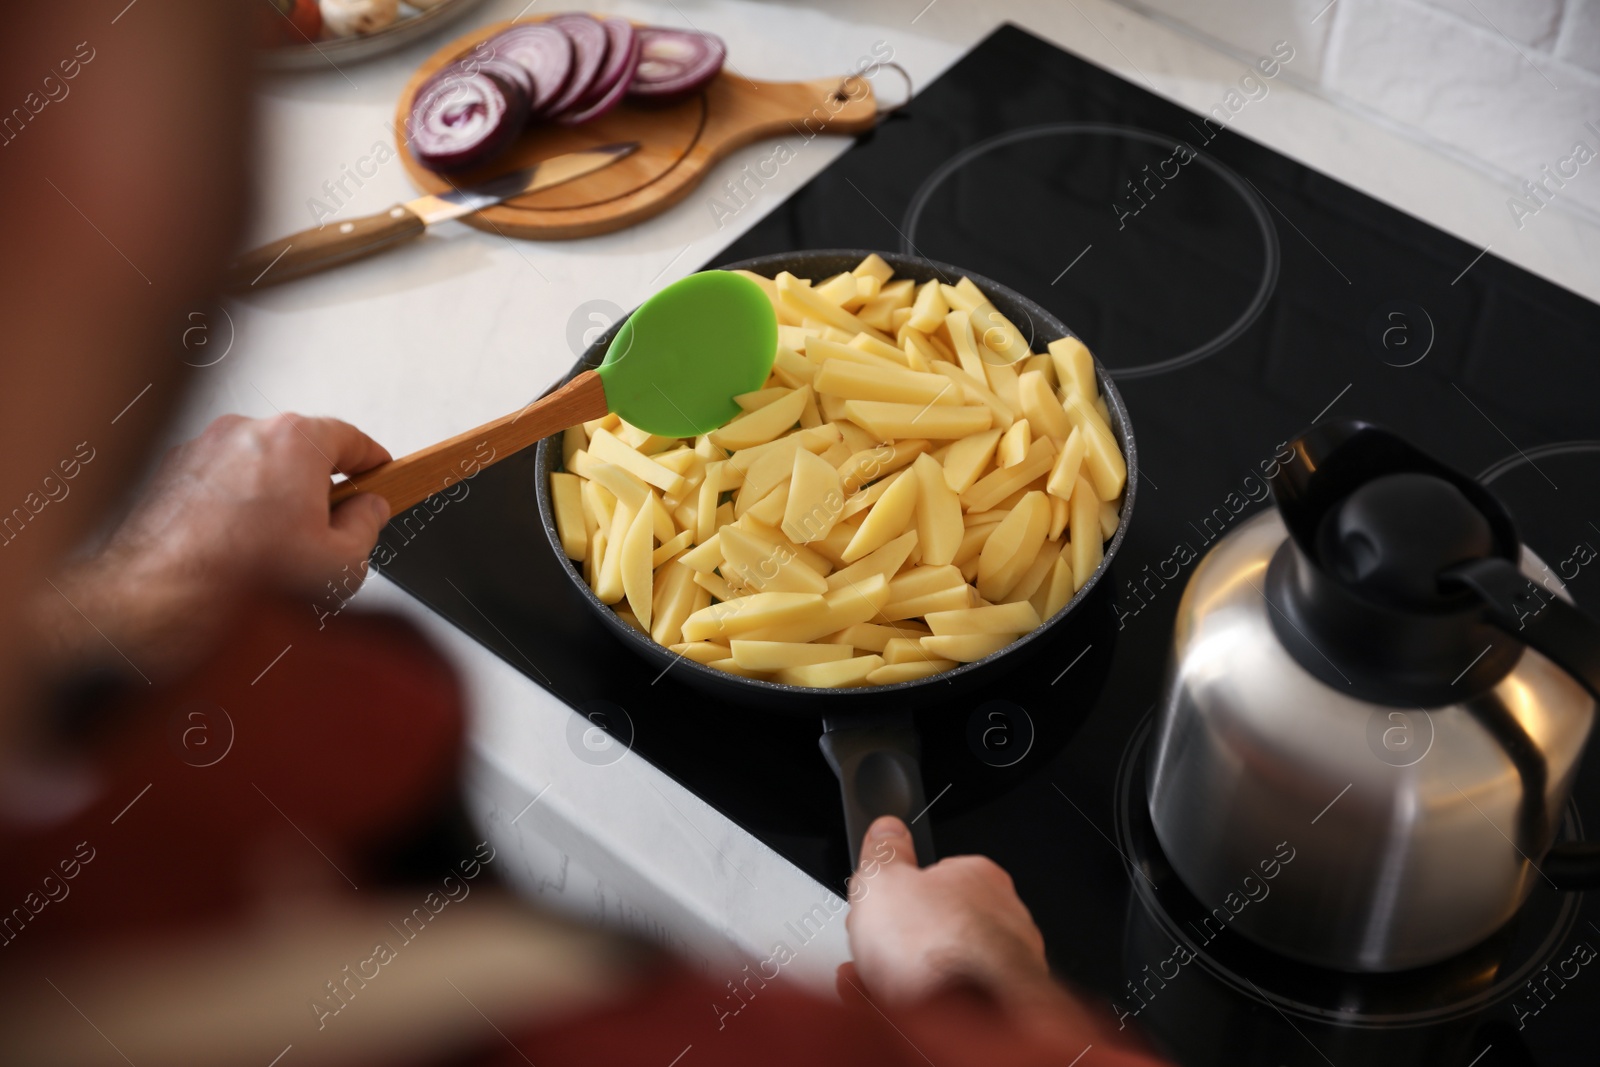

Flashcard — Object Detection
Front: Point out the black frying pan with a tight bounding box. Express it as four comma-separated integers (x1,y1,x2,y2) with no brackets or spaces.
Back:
534,249,1139,867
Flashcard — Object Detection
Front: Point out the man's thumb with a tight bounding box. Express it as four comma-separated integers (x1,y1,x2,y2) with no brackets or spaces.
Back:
330,491,391,548
858,814,915,872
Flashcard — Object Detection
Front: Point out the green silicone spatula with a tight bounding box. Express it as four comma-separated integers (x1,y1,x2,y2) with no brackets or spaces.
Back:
329,270,777,513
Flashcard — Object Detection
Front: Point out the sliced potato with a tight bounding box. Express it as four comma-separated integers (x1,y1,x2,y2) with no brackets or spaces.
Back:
961,437,1056,513
589,427,688,497
815,359,961,407
1061,391,1127,501
775,655,885,689
907,279,950,333
668,640,731,665
621,501,656,628
731,640,854,671
921,632,1015,662
682,591,826,642
941,428,1002,494
1019,370,1072,443
1070,474,1103,591
1048,335,1098,403
843,400,991,441
719,525,828,594
842,464,920,563
911,453,964,566
977,491,1050,602
997,418,1032,468
925,600,1042,636
1047,426,1087,501
551,471,587,561
709,386,811,451
782,447,845,543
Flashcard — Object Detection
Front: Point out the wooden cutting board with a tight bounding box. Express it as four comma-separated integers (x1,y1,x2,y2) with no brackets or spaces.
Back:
395,15,880,239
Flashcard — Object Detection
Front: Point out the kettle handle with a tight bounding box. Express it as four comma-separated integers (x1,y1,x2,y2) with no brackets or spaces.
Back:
1445,557,1600,890
1444,558,1600,700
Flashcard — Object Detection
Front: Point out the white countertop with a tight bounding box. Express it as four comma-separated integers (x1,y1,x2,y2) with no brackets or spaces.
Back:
181,0,1600,992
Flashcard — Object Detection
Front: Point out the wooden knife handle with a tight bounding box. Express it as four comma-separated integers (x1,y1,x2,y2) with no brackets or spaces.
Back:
330,370,610,515
224,205,427,290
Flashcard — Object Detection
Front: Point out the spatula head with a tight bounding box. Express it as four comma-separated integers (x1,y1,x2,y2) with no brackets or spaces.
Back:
595,270,778,437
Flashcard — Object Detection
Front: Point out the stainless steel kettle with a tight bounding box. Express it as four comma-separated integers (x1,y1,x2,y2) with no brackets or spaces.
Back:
1147,421,1600,972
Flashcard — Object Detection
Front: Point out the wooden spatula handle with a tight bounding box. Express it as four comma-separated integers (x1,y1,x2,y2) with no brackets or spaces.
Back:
330,370,608,514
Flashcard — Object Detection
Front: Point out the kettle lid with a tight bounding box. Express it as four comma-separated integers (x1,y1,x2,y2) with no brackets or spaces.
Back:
1265,421,1525,704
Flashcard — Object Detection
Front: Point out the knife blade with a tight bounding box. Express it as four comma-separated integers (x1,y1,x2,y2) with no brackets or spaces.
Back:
224,141,640,290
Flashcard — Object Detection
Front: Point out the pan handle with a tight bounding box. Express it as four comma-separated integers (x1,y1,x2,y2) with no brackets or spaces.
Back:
819,713,936,869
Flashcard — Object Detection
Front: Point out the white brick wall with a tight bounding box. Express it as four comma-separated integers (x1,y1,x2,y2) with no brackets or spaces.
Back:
1112,0,1600,224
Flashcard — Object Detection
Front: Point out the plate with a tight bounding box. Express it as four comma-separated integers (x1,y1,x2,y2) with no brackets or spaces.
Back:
258,0,492,71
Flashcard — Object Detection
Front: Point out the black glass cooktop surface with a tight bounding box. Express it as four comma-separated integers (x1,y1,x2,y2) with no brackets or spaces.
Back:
378,23,1600,1066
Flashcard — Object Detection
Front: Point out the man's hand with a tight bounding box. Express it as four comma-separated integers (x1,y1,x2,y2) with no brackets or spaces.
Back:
842,815,1051,1010
44,414,392,676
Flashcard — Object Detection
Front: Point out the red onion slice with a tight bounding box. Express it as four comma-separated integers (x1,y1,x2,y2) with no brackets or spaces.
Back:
425,53,534,103
407,71,528,172
487,23,574,116
626,27,725,99
542,14,610,118
556,19,641,125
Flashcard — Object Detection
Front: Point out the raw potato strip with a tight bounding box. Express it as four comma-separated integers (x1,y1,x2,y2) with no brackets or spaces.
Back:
997,419,1031,468
843,400,991,441
682,592,825,642
912,453,964,566
652,530,693,568
1061,389,1127,501
976,492,1050,602
854,253,895,285
946,310,988,380
621,501,656,628
1047,426,1087,501
562,425,586,468
1019,370,1072,443
925,601,1042,635
783,448,845,543
550,472,587,560
1038,557,1076,620
961,437,1056,513
839,440,928,493
927,362,1015,430
1048,335,1097,402
1069,474,1103,591
815,360,961,407
588,428,688,497
827,620,930,652
970,302,1030,365
775,272,892,341
651,562,699,646
941,429,1002,494
739,574,891,643
842,465,920,563
907,279,949,332
668,641,730,664
720,526,828,594
775,655,885,688
921,632,1014,662
595,499,635,605
709,386,811,451
731,640,853,671
826,529,918,591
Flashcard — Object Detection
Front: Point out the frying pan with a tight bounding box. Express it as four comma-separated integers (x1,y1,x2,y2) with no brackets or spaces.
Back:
534,249,1139,866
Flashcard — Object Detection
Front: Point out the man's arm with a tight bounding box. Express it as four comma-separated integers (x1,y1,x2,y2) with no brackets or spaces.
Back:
39,414,391,679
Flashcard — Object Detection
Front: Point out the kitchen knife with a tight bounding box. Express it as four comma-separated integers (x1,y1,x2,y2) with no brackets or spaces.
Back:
223,141,640,290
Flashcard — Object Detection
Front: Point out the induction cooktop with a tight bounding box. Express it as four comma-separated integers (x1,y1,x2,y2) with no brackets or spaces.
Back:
378,23,1600,1066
